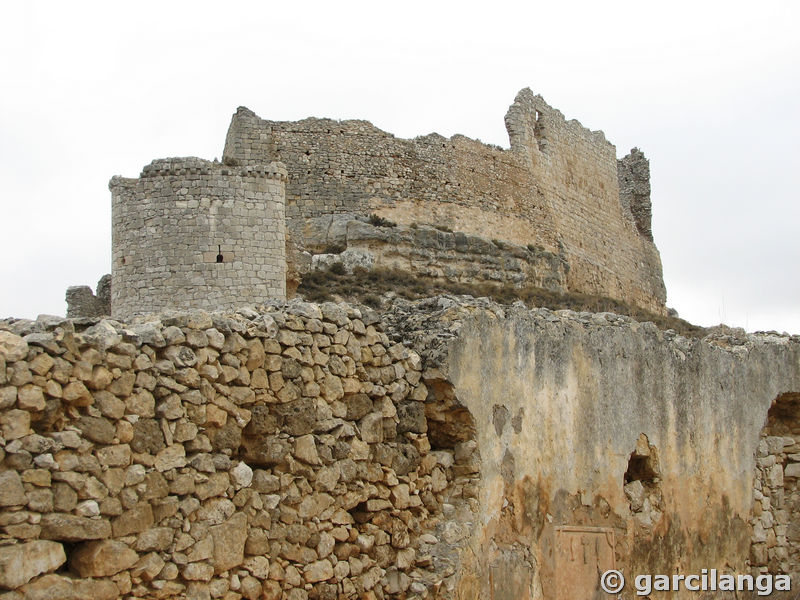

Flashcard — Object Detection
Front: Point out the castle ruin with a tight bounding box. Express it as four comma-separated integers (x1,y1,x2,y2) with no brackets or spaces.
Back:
69,88,665,320
3,90,799,600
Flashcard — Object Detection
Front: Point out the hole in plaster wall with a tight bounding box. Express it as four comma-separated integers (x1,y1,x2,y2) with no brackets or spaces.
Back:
623,433,663,527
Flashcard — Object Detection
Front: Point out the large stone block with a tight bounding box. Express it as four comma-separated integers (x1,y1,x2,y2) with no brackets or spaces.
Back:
0,471,26,507
70,539,138,577
0,540,66,589
210,512,247,573
39,514,111,542
0,331,28,362
111,502,154,537
20,574,119,600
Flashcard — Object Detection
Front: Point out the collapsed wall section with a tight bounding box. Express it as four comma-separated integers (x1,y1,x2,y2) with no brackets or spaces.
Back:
110,158,287,320
223,89,666,313
66,275,111,319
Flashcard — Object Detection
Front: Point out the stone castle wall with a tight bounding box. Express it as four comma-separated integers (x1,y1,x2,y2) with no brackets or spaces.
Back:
3,300,800,598
750,393,800,576
66,275,111,319
223,89,666,313
385,297,800,598
0,304,477,599
110,158,288,321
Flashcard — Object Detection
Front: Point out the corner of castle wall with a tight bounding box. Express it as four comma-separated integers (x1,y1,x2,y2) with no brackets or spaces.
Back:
504,88,561,156
504,88,537,154
223,106,265,165
618,148,653,242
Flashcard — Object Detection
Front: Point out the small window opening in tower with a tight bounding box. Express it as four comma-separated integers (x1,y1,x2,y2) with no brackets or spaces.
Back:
216,245,223,263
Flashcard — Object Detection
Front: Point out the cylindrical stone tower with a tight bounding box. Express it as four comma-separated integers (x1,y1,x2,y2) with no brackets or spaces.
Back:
110,157,287,320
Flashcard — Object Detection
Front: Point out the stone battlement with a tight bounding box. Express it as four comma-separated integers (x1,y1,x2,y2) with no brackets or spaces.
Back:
134,158,289,181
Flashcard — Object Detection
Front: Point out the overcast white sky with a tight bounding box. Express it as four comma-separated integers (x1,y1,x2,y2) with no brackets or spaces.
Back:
1,1,798,332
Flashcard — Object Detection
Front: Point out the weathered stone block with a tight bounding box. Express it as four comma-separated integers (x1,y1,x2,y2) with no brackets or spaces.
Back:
134,527,175,552
111,502,154,537
397,400,427,434
77,416,116,444
39,514,111,542
1,409,30,441
70,539,138,577
210,512,247,573
0,540,66,589
19,573,119,600
304,559,333,583
0,471,26,507
0,332,28,362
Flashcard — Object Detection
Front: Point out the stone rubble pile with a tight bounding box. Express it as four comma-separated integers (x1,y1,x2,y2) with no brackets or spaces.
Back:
0,300,480,600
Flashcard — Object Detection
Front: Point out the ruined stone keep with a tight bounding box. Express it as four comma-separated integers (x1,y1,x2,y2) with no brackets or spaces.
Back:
4,90,799,600
69,88,665,320
224,88,665,315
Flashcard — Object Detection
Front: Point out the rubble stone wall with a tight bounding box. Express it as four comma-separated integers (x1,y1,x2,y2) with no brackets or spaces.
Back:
223,89,666,313
66,275,112,319
0,303,478,599
110,158,288,321
750,393,800,575
6,298,799,599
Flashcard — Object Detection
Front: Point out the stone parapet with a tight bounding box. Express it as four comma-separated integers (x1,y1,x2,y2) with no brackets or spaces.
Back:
138,158,288,182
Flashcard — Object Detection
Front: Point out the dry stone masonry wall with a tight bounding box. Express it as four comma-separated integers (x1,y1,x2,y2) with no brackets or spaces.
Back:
750,393,800,575
110,158,287,321
223,88,666,313
4,297,800,598
0,302,480,599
